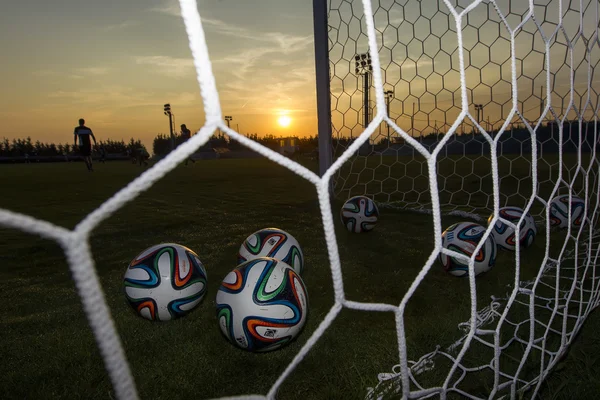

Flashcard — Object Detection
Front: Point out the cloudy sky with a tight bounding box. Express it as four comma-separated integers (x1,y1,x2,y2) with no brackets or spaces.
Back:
0,0,594,153
0,0,317,151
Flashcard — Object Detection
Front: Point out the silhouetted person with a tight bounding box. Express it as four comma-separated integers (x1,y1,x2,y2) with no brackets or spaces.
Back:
181,124,195,166
99,145,106,163
137,146,149,166
73,118,97,171
126,149,135,164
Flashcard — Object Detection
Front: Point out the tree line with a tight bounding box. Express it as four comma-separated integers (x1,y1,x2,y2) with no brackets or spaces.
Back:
0,137,147,157
4,119,595,159
1,132,320,158
152,132,322,156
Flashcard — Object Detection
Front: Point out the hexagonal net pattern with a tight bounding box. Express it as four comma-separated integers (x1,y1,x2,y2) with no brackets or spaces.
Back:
327,0,600,398
330,0,600,223
0,1,599,400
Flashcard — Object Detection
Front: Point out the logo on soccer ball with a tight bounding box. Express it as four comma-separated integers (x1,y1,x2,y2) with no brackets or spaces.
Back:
264,329,276,338
467,228,479,236
236,336,248,347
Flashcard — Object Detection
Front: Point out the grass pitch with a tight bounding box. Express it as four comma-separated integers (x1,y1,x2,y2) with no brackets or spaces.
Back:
1,157,599,399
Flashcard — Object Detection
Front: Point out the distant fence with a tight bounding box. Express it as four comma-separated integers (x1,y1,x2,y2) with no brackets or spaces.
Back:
372,135,599,157
361,123,600,157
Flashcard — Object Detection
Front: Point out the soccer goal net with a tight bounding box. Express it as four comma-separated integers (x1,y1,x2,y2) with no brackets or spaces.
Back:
0,0,599,399
328,0,598,224
322,0,600,398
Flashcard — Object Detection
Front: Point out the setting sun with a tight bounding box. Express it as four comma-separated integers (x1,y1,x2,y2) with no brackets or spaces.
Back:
277,115,292,128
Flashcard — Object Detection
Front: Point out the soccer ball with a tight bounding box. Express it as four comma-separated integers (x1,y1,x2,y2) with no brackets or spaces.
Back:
439,222,497,277
123,243,208,321
487,206,537,251
216,257,308,352
340,195,379,233
238,228,304,275
549,194,586,228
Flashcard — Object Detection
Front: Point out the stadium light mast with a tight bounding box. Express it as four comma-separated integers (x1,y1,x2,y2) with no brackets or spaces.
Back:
225,116,233,130
355,53,372,129
384,89,394,143
474,104,483,127
355,52,372,154
164,103,175,151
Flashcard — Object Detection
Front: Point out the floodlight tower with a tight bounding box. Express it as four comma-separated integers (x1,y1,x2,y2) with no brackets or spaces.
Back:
225,115,233,130
164,103,175,151
474,104,484,127
384,89,394,143
355,53,373,129
355,53,372,154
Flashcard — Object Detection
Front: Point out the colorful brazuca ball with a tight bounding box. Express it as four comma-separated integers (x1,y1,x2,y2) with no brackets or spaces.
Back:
440,222,496,277
123,243,207,321
340,195,379,233
549,194,585,228
216,257,308,352
487,206,537,251
238,228,304,275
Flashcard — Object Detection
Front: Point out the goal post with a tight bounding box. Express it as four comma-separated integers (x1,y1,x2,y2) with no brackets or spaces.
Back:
312,0,334,179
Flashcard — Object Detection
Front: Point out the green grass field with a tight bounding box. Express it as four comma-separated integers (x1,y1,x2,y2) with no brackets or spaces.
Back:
1,156,600,400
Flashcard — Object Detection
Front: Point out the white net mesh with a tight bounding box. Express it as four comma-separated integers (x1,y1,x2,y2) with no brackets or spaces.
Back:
0,0,599,399
330,0,599,223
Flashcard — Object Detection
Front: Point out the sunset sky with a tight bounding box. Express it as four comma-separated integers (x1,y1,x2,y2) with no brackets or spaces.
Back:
0,0,595,154
0,0,318,152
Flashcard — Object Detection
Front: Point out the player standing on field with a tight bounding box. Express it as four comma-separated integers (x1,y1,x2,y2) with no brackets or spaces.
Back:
99,145,107,163
73,118,97,171
180,123,195,166
137,146,149,167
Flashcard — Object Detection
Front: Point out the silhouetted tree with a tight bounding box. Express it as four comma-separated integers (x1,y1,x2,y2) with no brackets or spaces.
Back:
0,136,145,158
